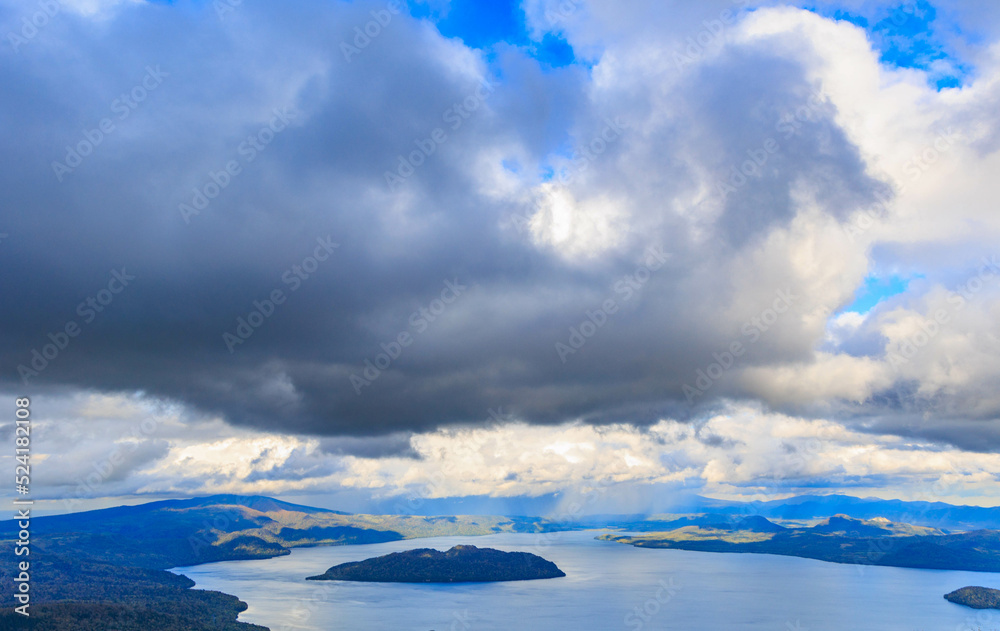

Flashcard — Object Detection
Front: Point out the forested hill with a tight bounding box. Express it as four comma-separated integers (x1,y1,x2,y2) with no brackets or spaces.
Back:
307,545,566,583
0,495,554,630
0,494,553,570
602,515,1000,573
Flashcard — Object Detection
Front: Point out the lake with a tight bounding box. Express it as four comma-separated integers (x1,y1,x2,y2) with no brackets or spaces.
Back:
172,531,1000,630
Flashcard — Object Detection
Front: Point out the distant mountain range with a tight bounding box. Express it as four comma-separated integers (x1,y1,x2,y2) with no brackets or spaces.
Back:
570,494,1000,532
2,492,995,572
355,491,999,532
0,494,557,570
698,494,1000,531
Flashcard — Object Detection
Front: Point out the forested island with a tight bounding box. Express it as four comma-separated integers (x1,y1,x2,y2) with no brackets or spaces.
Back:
945,586,1000,609
3,495,999,628
307,545,565,583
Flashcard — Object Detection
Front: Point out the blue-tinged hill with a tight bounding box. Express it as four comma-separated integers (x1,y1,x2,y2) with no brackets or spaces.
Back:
0,495,553,630
696,494,1000,531
601,515,1000,573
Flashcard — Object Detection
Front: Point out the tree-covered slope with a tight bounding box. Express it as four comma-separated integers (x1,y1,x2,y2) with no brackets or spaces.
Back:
0,548,266,630
307,545,565,583
945,586,1000,609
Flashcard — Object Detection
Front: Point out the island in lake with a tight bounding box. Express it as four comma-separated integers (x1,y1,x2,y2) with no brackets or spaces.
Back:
945,586,1000,609
4,494,998,628
306,545,566,583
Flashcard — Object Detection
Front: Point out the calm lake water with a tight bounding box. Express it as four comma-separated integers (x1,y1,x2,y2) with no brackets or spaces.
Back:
172,531,1000,631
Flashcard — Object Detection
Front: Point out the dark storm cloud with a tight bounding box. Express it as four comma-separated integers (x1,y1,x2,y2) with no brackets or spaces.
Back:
0,0,914,438
317,434,420,459
690,49,894,247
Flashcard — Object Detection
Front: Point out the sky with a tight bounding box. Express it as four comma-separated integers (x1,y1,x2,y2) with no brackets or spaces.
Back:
1,0,1000,516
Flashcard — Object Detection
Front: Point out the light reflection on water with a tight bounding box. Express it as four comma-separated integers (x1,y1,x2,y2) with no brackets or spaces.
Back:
172,531,1000,631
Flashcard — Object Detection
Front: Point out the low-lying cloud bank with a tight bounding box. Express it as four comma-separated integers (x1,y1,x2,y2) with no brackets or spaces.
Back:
7,392,998,513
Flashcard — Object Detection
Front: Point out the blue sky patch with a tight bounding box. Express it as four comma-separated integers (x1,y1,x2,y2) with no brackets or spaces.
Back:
407,0,577,68
421,0,524,50
842,273,922,314
532,33,577,67
807,1,969,89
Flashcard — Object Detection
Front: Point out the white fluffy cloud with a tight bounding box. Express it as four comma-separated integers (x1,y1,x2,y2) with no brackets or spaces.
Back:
526,2,1000,441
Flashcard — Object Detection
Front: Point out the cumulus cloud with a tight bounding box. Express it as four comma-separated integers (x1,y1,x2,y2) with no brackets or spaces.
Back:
1,0,999,507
